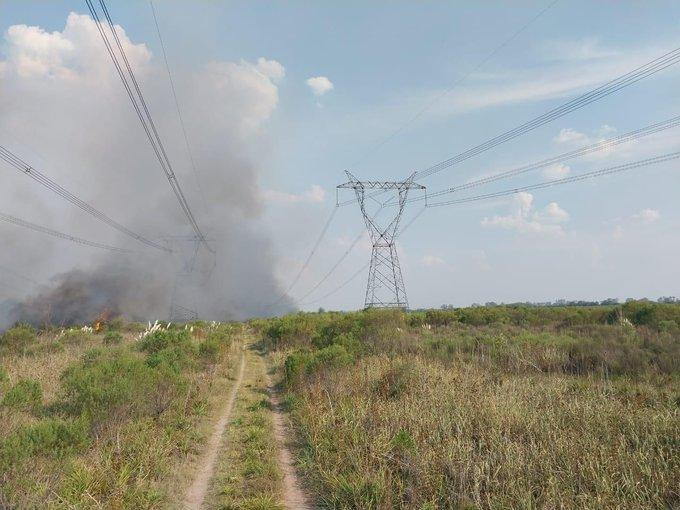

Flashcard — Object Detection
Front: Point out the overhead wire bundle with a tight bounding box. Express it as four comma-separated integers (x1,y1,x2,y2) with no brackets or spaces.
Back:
402,114,680,205
428,151,680,208
85,0,212,252
0,144,171,252
340,44,680,207
0,211,131,253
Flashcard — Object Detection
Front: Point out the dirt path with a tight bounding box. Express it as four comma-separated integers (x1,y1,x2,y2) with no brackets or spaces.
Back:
183,348,246,510
266,372,313,510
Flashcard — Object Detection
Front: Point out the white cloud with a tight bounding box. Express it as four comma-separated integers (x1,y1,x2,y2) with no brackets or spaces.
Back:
554,128,587,144
538,202,570,223
481,192,568,235
2,13,151,81
255,57,285,82
542,37,620,62
199,58,285,137
263,185,326,204
632,208,660,223
421,254,444,267
395,42,677,117
552,124,625,161
306,76,334,96
542,163,571,179
598,124,617,137
421,254,454,272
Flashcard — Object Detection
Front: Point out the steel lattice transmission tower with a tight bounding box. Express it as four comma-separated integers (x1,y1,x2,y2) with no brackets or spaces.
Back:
162,235,215,322
338,171,425,309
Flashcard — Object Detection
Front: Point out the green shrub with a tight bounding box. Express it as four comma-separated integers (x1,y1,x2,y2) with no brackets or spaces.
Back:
0,324,36,353
198,338,220,362
2,378,42,412
105,317,125,332
61,350,186,431
0,418,89,468
138,329,191,355
103,331,123,345
205,324,234,347
61,329,94,345
284,344,353,387
0,365,8,386
146,345,196,373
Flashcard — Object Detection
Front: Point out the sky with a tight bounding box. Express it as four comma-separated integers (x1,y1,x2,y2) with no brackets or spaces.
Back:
1,0,679,315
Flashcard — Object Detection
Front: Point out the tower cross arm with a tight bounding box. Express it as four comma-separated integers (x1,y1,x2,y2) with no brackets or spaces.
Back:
337,180,426,190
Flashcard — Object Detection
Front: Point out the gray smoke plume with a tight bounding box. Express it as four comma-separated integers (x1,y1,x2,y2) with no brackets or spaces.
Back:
0,12,295,328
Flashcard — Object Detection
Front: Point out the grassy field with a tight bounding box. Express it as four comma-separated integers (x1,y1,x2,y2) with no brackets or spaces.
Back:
2,301,678,509
254,301,680,509
0,319,239,508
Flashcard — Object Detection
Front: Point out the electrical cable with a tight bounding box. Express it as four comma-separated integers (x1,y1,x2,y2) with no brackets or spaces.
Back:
348,0,560,170
400,114,680,204
0,212,132,253
148,0,210,220
267,205,339,309
85,0,212,252
340,44,680,207
427,150,680,207
0,144,171,253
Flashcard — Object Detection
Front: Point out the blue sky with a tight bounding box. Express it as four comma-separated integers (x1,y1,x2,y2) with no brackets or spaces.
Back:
1,1,679,313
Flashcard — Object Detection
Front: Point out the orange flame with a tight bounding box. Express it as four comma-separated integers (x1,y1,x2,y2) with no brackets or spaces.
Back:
93,309,111,332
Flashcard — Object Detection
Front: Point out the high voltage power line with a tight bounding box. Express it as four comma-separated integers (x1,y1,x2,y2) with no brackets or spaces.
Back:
0,144,171,253
348,0,560,170
0,212,131,253
290,206,386,304
299,204,427,306
279,1,561,309
297,37,680,305
285,43,680,308
148,0,210,221
427,151,680,208
416,46,680,180
399,114,680,205
339,43,680,207
266,205,339,309
85,0,212,252
305,149,679,307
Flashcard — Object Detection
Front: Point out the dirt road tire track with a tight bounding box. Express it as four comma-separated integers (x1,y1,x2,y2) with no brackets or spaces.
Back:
183,348,246,510
267,374,313,510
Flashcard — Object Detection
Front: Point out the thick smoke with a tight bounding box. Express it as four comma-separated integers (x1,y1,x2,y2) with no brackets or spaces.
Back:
0,12,295,328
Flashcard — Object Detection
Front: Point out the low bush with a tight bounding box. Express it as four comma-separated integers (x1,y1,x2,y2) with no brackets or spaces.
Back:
0,418,89,468
138,329,191,355
205,324,234,347
2,378,42,413
146,345,196,372
0,324,36,354
103,330,123,345
198,338,220,362
284,344,353,387
61,349,187,432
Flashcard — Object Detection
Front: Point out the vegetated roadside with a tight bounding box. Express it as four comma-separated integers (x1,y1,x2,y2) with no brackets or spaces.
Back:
206,340,285,509
0,318,240,508
253,301,680,509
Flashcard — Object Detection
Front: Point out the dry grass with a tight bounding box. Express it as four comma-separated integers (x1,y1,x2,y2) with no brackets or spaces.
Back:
290,355,679,509
255,306,680,509
0,322,240,509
